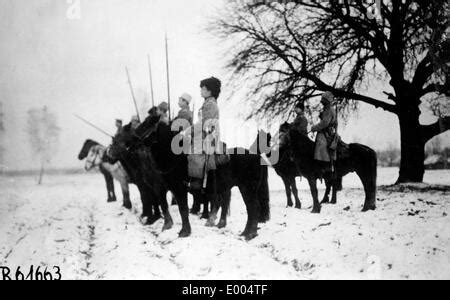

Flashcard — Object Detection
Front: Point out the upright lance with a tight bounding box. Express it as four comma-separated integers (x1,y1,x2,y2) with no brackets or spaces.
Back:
74,114,114,138
147,54,155,108
125,67,141,123
165,31,172,121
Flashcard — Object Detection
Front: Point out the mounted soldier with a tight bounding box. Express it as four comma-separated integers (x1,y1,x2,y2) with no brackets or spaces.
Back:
115,119,123,136
188,77,224,193
292,102,308,136
175,93,193,125
130,115,141,130
157,102,170,124
311,92,339,173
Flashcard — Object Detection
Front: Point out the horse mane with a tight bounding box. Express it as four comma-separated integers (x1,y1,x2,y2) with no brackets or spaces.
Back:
78,139,102,160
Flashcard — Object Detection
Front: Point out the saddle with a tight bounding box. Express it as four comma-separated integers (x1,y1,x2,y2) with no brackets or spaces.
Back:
187,142,230,191
324,133,350,164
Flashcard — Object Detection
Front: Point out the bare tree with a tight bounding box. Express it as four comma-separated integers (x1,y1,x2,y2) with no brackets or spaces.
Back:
211,0,450,183
26,106,61,185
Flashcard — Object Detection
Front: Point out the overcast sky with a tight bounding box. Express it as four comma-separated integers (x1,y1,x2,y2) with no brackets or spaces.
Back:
0,0,447,171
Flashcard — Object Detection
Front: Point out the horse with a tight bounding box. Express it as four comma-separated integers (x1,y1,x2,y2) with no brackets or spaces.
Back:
110,114,270,240
106,127,173,230
251,129,343,209
271,123,377,213
78,139,132,209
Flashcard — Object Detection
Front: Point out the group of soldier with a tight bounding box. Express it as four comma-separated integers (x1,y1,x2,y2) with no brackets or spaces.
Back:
113,76,338,189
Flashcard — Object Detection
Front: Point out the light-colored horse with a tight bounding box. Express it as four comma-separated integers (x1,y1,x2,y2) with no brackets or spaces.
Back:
78,140,132,209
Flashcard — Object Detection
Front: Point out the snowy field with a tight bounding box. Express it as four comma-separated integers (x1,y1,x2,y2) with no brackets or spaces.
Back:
0,168,449,280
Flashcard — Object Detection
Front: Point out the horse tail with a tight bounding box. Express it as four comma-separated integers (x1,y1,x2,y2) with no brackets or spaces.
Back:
360,144,378,187
257,163,270,223
351,144,377,209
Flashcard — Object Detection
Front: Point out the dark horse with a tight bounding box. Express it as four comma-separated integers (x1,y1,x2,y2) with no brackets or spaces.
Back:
78,139,132,209
107,126,173,230
251,130,342,210
113,115,270,240
272,123,377,213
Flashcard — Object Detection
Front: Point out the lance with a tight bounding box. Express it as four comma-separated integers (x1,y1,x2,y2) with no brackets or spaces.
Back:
74,114,114,138
147,54,155,108
192,101,196,124
165,31,172,121
125,67,141,122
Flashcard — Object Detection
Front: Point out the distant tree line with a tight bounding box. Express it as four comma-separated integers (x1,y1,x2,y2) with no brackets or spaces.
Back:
377,135,449,170
26,106,60,185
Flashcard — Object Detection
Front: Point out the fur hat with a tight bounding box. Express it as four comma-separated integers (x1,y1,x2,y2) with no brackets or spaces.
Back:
200,77,222,99
158,102,169,113
179,93,192,104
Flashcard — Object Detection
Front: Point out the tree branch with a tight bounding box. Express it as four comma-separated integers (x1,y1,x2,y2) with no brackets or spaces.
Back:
421,116,450,143
412,53,433,89
301,71,397,113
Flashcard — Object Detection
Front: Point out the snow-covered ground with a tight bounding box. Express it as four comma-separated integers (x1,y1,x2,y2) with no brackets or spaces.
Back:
0,168,449,280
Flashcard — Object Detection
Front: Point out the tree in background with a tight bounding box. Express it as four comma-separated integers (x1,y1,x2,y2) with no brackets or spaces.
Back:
0,101,4,174
211,0,450,184
378,143,400,167
26,106,61,185
426,135,443,156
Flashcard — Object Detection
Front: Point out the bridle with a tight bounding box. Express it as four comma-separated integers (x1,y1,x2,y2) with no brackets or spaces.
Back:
85,146,104,171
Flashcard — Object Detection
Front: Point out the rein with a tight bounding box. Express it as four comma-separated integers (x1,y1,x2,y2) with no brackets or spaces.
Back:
86,146,104,170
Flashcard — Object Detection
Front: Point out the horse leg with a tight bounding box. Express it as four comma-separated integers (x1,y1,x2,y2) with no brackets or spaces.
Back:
102,171,116,203
330,177,338,205
308,177,321,214
291,178,302,209
205,193,219,227
238,186,259,241
144,188,162,225
137,185,153,223
190,192,201,215
160,189,173,231
120,182,132,210
321,176,331,204
205,171,219,227
200,194,210,219
173,185,191,238
357,169,377,212
217,190,231,229
282,177,294,207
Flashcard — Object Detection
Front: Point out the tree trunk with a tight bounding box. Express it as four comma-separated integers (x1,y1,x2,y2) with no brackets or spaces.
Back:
396,109,426,184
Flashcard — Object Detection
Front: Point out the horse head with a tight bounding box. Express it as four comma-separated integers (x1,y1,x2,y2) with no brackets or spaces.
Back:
277,122,292,149
78,139,100,160
107,123,138,163
85,145,106,171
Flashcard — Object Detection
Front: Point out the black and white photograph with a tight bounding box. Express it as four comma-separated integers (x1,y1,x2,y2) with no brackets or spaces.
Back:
0,0,449,283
